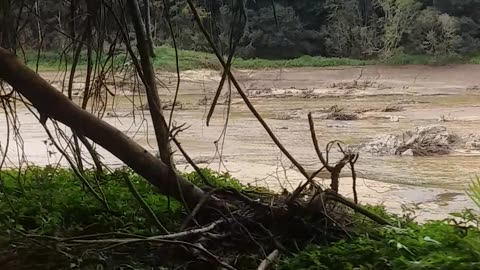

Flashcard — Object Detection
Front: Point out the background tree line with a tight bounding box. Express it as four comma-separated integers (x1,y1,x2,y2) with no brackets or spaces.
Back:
2,0,480,60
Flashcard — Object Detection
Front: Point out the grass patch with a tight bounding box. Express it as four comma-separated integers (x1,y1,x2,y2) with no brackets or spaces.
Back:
0,167,183,236
23,46,370,71
233,55,370,69
0,167,245,236
469,54,480,65
23,46,480,72
384,53,480,65
151,46,220,70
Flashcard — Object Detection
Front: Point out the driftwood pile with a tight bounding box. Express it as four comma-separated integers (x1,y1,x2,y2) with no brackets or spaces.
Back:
359,125,461,156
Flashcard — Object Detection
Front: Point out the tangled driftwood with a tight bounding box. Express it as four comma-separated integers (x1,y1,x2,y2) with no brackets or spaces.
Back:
360,125,462,156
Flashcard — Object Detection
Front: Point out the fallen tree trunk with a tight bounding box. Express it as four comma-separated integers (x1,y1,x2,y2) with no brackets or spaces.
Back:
0,47,206,208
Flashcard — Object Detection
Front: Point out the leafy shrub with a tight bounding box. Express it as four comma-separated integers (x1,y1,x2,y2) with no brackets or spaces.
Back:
406,7,462,57
0,166,250,237
280,218,480,270
0,167,183,236
322,0,381,58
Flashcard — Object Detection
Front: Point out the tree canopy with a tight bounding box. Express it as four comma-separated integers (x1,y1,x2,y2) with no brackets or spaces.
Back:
2,0,479,59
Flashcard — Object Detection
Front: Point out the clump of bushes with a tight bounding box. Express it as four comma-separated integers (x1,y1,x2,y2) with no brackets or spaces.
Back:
280,209,480,269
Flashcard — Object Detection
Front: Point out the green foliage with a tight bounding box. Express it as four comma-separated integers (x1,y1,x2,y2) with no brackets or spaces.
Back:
280,216,480,270
383,53,466,65
152,46,220,70
0,167,253,269
235,4,320,59
234,55,370,69
467,176,480,209
377,0,422,59
0,166,249,237
24,46,374,71
322,0,380,58
2,167,480,269
182,168,244,190
407,7,463,57
25,45,480,73
0,167,182,236
470,54,480,64
8,0,480,60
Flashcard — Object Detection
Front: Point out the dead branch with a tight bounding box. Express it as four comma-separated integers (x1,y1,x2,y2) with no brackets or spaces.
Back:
350,154,359,204
24,228,237,270
308,113,357,192
257,249,280,270
180,188,221,230
172,136,212,187
186,0,310,180
153,220,225,240
308,112,328,168
122,172,170,234
0,47,207,208
325,190,391,225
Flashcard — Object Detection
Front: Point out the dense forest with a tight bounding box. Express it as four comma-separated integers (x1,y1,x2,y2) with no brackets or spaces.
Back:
1,0,480,60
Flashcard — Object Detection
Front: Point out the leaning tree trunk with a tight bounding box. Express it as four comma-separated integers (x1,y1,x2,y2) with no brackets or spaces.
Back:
0,47,206,208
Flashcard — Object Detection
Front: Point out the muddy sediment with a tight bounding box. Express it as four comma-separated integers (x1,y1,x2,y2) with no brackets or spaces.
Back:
3,65,480,219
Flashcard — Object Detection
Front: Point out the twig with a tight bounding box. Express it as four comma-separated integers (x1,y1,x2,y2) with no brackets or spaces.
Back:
151,220,224,240
308,113,329,169
180,188,221,230
308,113,355,192
223,187,279,211
122,172,170,234
287,166,325,205
163,0,181,129
255,223,286,252
325,190,391,225
37,118,110,211
350,154,359,204
25,231,237,270
186,0,310,180
257,249,279,270
172,137,212,187
71,237,237,270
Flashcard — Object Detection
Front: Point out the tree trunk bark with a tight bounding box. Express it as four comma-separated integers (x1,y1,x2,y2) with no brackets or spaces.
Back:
127,0,173,169
143,0,155,56
0,0,15,49
0,47,206,208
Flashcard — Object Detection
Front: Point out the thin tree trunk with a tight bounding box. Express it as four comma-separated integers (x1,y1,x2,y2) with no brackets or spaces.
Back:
0,0,15,49
35,0,42,49
0,47,206,208
143,0,155,56
126,0,172,169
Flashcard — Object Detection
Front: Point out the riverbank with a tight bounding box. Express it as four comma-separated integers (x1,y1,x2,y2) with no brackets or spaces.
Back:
3,64,480,220
24,46,480,71
1,167,479,269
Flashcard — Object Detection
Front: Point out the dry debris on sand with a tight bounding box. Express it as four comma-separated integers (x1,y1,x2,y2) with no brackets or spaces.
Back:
325,111,360,121
357,125,470,156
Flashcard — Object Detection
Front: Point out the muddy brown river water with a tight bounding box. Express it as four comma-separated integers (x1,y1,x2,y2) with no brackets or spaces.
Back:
2,65,480,220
